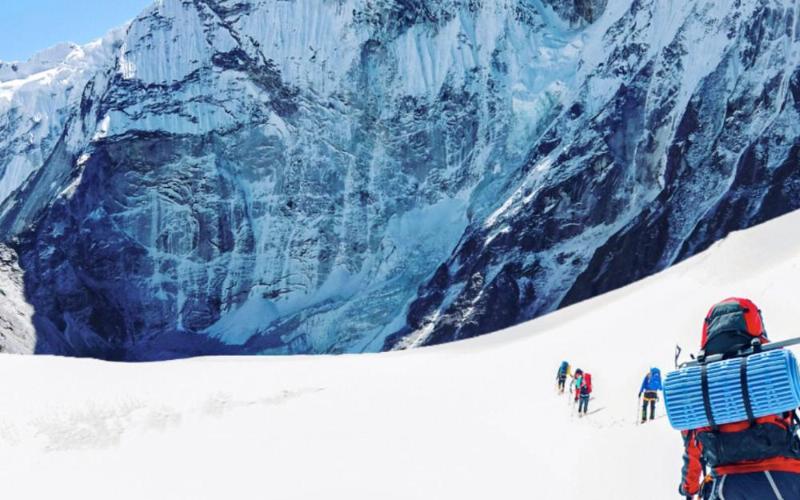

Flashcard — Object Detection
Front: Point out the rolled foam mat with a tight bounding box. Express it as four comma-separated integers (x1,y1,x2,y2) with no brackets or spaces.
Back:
664,349,800,430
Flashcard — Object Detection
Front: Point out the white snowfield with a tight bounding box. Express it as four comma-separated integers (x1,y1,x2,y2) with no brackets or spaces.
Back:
1,210,799,499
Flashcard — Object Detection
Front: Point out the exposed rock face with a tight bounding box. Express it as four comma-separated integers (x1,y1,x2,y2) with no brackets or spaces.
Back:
391,0,800,348
0,244,35,353
541,0,609,26
0,0,798,359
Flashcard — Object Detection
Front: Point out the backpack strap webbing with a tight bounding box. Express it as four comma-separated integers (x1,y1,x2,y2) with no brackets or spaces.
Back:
701,363,719,431
739,356,756,426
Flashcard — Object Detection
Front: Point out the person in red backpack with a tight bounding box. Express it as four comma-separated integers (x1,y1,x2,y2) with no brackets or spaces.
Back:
578,373,592,416
572,368,583,403
678,298,800,499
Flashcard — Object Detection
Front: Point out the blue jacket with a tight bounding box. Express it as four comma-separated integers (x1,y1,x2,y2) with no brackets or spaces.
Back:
639,368,662,395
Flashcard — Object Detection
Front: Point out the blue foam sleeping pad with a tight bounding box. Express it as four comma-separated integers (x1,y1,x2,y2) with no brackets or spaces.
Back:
664,349,800,431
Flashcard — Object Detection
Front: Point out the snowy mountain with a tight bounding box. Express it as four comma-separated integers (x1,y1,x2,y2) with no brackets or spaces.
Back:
2,209,800,499
0,0,798,359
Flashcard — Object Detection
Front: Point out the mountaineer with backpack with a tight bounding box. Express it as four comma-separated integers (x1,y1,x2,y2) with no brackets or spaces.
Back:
578,373,592,416
674,298,800,499
639,367,662,423
572,368,583,403
556,361,572,393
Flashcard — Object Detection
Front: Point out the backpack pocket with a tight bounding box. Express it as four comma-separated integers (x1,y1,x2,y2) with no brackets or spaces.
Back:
697,423,799,466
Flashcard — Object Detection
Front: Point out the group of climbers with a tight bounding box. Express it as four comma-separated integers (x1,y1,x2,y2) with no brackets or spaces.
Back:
676,298,800,499
555,361,592,417
555,297,800,498
558,361,660,421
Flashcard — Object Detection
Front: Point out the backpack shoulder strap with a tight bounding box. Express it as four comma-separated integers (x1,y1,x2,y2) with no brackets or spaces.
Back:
740,356,756,427
700,363,719,432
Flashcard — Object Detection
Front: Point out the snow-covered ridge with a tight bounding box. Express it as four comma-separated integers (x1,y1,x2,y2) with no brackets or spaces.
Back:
0,27,127,207
1,42,84,82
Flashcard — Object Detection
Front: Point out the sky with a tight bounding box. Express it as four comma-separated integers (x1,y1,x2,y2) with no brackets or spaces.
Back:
0,0,154,62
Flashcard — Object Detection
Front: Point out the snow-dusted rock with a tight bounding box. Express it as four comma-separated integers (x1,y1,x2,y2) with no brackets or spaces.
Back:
0,244,35,353
390,0,800,348
540,0,609,27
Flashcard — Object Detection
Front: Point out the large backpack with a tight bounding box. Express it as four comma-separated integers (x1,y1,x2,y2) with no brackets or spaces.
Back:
649,368,662,390
558,361,568,376
692,299,800,467
701,297,767,356
694,413,800,468
582,373,592,394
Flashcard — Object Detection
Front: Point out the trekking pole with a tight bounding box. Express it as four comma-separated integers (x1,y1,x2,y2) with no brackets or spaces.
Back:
635,395,642,425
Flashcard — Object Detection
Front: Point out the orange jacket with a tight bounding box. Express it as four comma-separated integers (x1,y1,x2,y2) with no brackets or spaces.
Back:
680,414,800,496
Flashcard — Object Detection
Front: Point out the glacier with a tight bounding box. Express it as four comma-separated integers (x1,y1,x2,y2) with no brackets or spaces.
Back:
0,0,798,359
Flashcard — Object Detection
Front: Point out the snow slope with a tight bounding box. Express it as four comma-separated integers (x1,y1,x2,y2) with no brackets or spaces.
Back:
0,202,799,498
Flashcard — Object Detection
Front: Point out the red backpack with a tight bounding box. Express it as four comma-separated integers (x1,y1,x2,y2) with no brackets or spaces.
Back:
701,298,768,355
582,373,592,394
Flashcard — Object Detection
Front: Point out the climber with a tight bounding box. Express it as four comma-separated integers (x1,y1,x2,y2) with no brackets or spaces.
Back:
556,361,572,394
639,367,662,423
572,368,583,403
678,298,800,499
578,372,592,417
